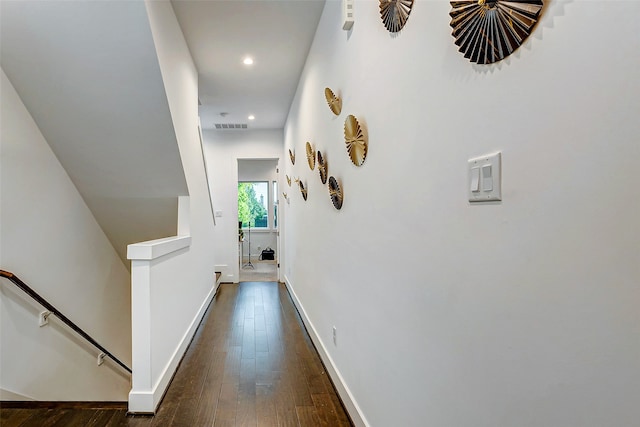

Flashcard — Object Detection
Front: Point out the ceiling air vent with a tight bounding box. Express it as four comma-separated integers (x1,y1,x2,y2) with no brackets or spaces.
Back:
214,123,248,130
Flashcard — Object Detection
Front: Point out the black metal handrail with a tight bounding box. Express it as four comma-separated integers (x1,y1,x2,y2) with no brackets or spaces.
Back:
0,269,131,373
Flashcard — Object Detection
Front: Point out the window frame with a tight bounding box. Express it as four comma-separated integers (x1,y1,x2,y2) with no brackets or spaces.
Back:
238,181,270,229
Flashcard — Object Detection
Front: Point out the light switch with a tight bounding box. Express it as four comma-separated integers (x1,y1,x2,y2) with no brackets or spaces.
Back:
468,152,501,202
470,167,480,192
481,165,493,191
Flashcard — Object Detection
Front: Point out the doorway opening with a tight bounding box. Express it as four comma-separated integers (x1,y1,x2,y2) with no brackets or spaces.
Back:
237,159,279,282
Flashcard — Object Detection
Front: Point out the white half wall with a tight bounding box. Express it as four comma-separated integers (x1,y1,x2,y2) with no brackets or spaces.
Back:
204,130,283,283
283,1,640,426
127,234,218,413
0,68,132,400
129,0,218,413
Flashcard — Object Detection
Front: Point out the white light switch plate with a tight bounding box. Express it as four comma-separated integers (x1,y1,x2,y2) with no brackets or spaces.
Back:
468,152,501,202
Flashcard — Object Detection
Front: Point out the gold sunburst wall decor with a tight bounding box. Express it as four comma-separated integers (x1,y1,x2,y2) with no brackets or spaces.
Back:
306,142,316,170
328,176,343,210
317,151,328,184
324,88,342,115
289,148,295,165
344,115,367,167
299,180,308,201
379,0,414,33
449,0,544,64
286,175,291,186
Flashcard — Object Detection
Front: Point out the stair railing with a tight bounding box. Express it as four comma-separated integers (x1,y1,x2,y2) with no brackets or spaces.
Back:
0,269,131,373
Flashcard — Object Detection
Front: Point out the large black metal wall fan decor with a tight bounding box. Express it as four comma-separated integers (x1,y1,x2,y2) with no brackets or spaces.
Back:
379,0,414,33
449,0,544,64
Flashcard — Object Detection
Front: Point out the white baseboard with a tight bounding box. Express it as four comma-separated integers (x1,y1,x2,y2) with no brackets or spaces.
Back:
214,265,227,278
0,388,35,401
128,390,154,413
129,284,216,414
214,273,222,292
283,276,369,427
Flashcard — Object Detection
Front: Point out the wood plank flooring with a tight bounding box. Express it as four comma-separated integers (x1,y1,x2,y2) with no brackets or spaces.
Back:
1,282,352,427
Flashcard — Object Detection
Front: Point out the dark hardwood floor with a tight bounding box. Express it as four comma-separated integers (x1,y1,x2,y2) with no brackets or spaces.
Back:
1,282,352,427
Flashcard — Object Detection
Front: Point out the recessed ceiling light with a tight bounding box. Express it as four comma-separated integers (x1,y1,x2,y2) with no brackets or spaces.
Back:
243,57,254,65
248,115,255,120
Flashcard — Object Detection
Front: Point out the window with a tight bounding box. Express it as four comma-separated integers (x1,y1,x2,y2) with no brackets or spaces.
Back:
238,182,269,228
273,181,278,229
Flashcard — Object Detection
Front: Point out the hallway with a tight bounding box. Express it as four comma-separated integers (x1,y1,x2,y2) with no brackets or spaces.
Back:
0,282,352,427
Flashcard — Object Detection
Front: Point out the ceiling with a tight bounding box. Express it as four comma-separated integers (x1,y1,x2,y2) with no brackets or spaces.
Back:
171,0,326,130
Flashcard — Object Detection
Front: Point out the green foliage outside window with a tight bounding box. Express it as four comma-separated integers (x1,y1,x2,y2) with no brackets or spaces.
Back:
238,182,268,228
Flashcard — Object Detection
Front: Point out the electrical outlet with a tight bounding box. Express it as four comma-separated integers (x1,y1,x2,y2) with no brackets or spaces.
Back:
333,326,337,346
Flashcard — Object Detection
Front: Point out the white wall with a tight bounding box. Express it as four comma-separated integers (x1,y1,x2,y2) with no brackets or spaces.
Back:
283,2,640,426
0,69,131,400
128,1,217,412
241,232,276,259
0,0,188,265
238,159,278,258
204,130,283,282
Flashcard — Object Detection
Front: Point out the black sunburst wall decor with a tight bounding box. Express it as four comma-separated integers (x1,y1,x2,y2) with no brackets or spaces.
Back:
450,0,544,64
379,0,414,33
